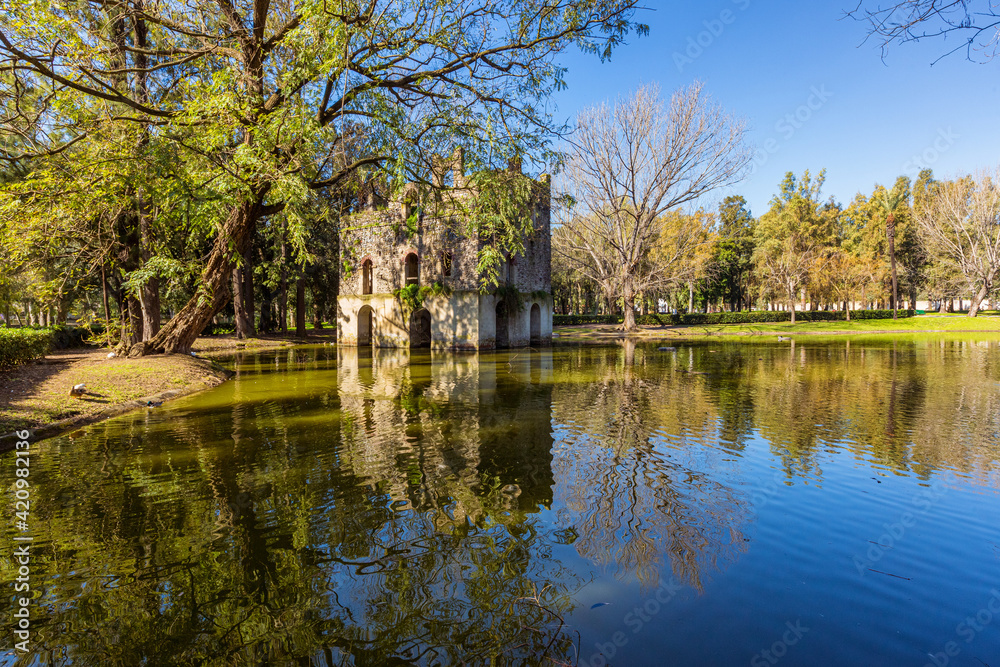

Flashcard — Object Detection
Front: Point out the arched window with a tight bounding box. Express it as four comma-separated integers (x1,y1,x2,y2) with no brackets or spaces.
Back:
362,259,373,295
404,253,419,286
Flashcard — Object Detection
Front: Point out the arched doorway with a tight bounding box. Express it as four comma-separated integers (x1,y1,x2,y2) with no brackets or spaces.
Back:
530,303,541,345
404,253,419,286
358,305,374,346
409,308,431,348
495,301,509,349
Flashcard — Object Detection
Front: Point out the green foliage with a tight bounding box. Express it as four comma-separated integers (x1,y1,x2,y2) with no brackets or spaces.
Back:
0,327,52,368
494,284,524,313
393,282,451,314
467,170,541,291
553,310,916,327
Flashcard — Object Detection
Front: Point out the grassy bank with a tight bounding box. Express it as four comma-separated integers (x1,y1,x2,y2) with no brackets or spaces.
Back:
553,312,1000,342
0,329,342,439
0,349,233,437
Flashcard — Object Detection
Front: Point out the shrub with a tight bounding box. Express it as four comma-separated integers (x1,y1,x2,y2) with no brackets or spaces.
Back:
48,324,99,349
553,309,915,327
0,328,53,369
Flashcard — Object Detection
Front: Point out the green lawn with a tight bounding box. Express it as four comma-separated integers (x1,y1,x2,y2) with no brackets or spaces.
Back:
681,312,1000,335
553,312,1000,341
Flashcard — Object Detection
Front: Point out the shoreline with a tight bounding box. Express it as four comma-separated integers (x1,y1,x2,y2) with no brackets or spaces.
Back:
0,332,331,448
3,321,996,446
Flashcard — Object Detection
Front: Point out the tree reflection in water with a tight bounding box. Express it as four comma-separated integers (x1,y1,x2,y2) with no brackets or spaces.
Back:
2,338,998,664
552,340,751,591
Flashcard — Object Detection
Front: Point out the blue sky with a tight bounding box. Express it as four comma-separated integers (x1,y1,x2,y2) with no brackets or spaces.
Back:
550,0,1000,216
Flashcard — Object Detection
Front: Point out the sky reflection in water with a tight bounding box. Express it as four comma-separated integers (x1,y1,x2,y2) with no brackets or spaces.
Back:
2,338,999,666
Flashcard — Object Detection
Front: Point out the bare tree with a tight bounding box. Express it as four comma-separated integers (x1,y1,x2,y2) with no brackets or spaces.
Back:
558,82,750,330
918,169,1000,317
849,1,1000,64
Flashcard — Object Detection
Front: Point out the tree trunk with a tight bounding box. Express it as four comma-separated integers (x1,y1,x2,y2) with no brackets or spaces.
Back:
137,196,264,355
232,245,256,339
968,276,993,317
243,246,255,332
259,282,273,333
620,279,638,330
232,265,250,339
888,217,898,319
140,278,160,341
122,291,143,347
279,220,289,334
295,268,307,337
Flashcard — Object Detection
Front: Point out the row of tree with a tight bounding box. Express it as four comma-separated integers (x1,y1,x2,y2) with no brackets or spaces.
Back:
552,84,1000,326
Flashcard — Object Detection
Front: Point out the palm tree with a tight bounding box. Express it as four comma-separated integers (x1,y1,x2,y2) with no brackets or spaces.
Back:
878,187,907,319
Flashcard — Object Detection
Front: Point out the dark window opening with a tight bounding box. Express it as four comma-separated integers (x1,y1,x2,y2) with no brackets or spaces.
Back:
442,251,453,278
404,253,419,286
362,259,373,295
506,255,517,283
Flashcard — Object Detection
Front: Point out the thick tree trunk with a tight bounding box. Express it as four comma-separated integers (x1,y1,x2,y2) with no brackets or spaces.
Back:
140,279,160,340
621,281,637,331
232,266,250,339
125,296,143,346
136,196,264,355
968,276,993,317
232,245,256,339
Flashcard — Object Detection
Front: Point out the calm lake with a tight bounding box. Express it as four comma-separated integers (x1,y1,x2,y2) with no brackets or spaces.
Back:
3,338,1000,666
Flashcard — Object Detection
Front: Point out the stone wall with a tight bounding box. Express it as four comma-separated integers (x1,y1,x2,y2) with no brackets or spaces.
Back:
337,164,553,350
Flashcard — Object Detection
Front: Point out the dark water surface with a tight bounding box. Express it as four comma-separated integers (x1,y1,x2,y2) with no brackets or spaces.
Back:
3,338,1000,666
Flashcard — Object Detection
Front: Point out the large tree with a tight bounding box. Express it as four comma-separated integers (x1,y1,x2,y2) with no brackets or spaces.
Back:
710,195,755,312
877,183,907,318
0,0,646,353
917,169,1000,317
557,82,750,330
752,170,840,322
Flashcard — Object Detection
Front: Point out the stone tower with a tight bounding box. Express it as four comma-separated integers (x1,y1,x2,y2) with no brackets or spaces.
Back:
336,152,553,350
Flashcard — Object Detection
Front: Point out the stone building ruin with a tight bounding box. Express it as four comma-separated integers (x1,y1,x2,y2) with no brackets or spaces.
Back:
337,150,553,350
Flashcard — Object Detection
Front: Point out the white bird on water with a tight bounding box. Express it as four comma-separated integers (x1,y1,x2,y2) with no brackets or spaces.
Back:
778,336,792,342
